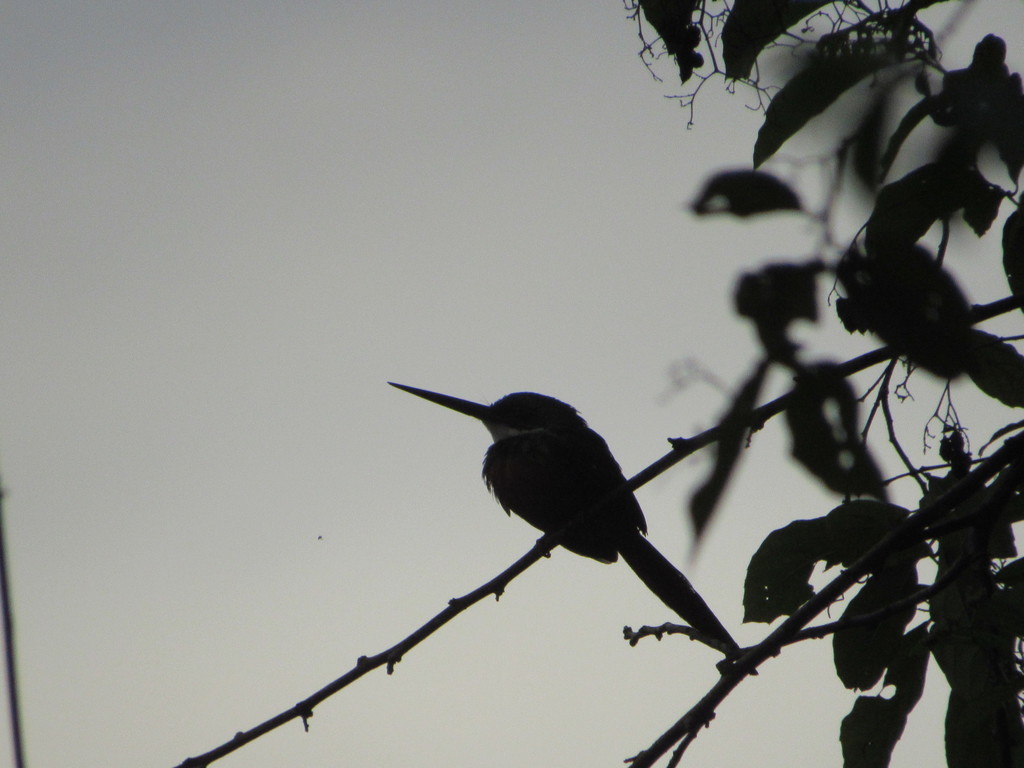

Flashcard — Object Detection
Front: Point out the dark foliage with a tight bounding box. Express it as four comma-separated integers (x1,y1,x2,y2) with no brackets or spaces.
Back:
680,6,1024,767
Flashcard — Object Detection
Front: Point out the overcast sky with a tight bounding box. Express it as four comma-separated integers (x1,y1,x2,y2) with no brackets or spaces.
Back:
2,3,1021,767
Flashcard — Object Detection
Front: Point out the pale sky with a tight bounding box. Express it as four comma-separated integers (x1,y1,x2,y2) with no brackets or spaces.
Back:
2,3,1021,767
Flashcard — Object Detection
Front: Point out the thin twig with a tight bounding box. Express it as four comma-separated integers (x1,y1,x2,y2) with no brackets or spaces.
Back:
667,730,698,768
0,481,26,768
879,362,929,494
623,622,702,646
788,549,974,643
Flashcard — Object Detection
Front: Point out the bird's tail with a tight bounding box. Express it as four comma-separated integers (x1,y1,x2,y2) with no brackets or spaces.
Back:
617,532,739,654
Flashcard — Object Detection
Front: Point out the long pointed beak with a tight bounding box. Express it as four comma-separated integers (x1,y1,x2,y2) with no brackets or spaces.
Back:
388,382,493,422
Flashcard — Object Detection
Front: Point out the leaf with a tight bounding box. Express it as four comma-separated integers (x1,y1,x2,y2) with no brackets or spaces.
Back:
865,163,1004,252
637,0,703,84
786,365,887,498
978,585,1024,638
945,687,1024,768
743,518,819,623
966,329,1024,407
932,632,1003,700
986,487,1023,560
692,170,802,216
833,564,919,690
931,566,1024,688
824,500,919,566
929,493,1024,768
734,261,822,362
851,94,888,190
721,0,833,80
962,181,1005,237
743,500,911,623
754,52,892,167
637,0,696,55
932,35,1024,182
1003,209,1024,314
837,245,973,378
985,418,1024,447
926,470,1024,563
690,362,768,539
878,96,935,181
735,262,820,324
842,689,909,768
840,625,929,768
996,556,1024,586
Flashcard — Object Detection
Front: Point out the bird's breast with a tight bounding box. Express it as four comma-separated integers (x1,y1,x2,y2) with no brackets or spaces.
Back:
484,433,570,524
481,430,638,562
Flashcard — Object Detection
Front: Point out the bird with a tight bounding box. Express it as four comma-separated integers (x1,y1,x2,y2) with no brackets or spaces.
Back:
389,382,739,655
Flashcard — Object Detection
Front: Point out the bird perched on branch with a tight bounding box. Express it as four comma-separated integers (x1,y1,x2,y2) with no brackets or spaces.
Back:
389,382,738,655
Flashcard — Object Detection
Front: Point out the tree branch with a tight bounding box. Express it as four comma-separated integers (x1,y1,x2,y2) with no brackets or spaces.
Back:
626,434,1024,768
174,294,1022,767
174,536,559,768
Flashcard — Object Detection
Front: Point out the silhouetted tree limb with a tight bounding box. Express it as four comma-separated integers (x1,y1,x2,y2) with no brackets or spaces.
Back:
626,435,1024,768
175,296,1021,767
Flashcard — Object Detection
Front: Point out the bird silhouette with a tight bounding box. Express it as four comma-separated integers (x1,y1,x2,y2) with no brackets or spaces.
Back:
390,382,738,654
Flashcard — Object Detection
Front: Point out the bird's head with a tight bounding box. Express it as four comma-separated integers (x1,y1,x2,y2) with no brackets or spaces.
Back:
388,383,587,442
